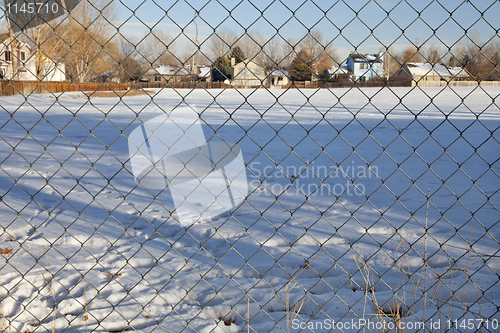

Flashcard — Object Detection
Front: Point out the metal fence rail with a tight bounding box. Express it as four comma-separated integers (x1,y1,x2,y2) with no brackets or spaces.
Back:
0,1,499,332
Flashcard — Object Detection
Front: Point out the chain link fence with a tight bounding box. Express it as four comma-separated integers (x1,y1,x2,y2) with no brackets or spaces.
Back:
0,0,499,332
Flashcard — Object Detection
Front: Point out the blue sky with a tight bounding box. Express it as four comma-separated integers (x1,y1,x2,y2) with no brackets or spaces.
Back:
114,0,500,61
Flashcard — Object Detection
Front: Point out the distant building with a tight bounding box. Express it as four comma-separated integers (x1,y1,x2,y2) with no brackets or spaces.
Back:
325,65,350,81
346,53,383,81
1,34,66,81
42,61,66,81
143,65,192,83
142,65,212,83
0,34,36,80
195,66,211,82
398,63,471,82
231,58,269,86
268,68,289,86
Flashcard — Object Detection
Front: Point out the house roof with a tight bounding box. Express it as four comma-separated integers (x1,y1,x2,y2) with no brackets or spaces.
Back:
349,53,382,63
405,63,470,78
326,65,350,76
268,68,288,76
0,34,32,50
447,66,470,77
197,66,211,78
146,65,190,76
233,59,265,69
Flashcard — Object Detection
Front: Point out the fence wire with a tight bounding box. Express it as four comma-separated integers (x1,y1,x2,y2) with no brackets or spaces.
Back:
0,0,499,332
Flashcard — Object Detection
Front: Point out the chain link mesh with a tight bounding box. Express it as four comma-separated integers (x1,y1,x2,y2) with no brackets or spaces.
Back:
0,0,499,332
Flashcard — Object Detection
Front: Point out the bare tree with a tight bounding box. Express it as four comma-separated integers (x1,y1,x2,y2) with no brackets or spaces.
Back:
238,30,264,63
461,32,499,80
2,7,22,79
182,41,210,67
447,42,464,67
262,36,286,68
116,35,144,82
445,31,500,80
282,37,299,69
2,1,80,80
58,0,118,82
381,46,401,79
298,29,336,80
139,29,178,67
400,39,425,64
426,45,442,64
208,27,237,60
22,15,70,80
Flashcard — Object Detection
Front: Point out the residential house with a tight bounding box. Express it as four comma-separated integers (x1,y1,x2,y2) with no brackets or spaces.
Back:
143,65,192,83
41,60,66,81
195,66,211,82
346,53,383,81
1,34,66,81
268,68,289,86
231,59,268,86
398,62,471,82
325,65,350,81
0,34,36,80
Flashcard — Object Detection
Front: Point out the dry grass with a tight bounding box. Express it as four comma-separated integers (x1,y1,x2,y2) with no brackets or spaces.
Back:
1,272,11,333
41,248,56,333
247,296,250,333
83,284,88,333
351,226,483,333
286,248,327,333
88,89,155,98
105,272,123,279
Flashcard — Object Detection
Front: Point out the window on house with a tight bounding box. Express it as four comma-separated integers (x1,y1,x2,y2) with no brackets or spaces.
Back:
5,51,11,61
155,76,161,81
359,63,368,69
239,68,245,76
20,52,25,61
255,68,260,75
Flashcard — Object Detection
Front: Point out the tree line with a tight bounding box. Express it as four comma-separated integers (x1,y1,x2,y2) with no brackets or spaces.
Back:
2,0,499,83
384,34,500,81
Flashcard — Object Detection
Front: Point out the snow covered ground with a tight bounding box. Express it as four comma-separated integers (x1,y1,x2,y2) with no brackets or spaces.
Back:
0,86,499,332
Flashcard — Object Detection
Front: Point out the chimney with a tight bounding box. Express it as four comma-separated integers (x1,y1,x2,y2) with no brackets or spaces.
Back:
231,57,236,67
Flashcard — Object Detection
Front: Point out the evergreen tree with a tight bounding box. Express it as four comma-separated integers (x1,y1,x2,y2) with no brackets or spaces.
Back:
289,50,313,81
231,46,246,64
212,56,231,81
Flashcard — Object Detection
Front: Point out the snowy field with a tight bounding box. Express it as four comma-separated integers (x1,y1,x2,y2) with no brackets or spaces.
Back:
0,86,499,332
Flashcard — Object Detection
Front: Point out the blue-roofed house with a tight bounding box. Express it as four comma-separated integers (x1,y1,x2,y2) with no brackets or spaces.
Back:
346,53,383,81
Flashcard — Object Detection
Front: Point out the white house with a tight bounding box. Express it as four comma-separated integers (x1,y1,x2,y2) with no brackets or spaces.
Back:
196,66,211,82
0,34,36,80
231,58,268,86
1,34,66,81
398,63,471,82
325,65,350,81
143,65,191,82
268,68,289,86
41,61,66,81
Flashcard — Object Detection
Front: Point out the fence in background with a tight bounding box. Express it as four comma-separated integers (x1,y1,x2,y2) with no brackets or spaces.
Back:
5,79,500,97
0,79,413,96
0,81,132,96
